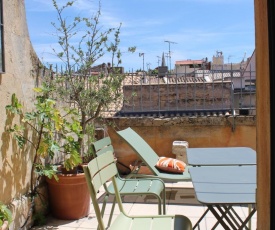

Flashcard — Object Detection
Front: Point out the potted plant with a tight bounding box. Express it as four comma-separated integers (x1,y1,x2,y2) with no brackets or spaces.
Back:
6,0,135,223
40,0,136,220
49,0,135,161
5,83,89,221
39,0,132,219
0,203,12,230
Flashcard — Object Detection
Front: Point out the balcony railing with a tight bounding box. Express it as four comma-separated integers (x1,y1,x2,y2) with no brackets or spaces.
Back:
115,68,256,117
38,63,256,118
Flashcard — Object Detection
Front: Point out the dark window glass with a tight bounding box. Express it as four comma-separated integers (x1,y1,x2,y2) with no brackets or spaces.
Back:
0,0,4,73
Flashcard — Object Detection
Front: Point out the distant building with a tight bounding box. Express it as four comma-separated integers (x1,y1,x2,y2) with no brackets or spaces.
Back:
242,50,256,90
158,52,168,77
175,58,210,74
118,51,256,116
211,51,247,71
86,63,124,75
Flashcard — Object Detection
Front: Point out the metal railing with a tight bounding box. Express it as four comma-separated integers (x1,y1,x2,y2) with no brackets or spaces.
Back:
116,67,256,117
37,63,256,118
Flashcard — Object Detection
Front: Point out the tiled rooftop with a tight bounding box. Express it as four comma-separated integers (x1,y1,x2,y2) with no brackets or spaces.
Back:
31,181,257,230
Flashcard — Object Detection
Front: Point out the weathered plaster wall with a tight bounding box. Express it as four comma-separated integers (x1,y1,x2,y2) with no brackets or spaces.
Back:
105,116,256,174
0,1,40,229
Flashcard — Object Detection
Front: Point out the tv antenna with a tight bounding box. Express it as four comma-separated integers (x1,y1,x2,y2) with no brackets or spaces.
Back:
164,40,177,72
157,56,161,66
139,53,145,73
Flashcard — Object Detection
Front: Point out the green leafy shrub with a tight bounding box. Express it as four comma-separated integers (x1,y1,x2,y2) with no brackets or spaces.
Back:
0,203,12,227
6,83,83,191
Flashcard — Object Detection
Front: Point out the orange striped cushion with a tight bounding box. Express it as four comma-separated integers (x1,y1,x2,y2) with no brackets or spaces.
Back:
155,157,186,174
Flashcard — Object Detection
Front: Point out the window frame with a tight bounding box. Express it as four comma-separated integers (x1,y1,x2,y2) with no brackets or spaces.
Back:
0,0,5,73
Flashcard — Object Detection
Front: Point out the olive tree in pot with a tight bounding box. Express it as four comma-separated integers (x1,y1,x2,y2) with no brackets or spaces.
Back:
5,84,87,222
6,0,136,223
49,0,135,159
16,0,134,221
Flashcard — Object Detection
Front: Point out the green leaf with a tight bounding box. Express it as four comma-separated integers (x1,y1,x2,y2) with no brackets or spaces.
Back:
33,87,43,93
5,94,23,114
50,142,60,153
23,112,37,121
37,141,49,157
52,109,63,131
63,152,82,171
0,203,12,224
14,135,26,148
35,164,59,181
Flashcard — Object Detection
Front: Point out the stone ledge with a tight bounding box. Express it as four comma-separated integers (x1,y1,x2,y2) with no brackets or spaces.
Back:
105,115,256,127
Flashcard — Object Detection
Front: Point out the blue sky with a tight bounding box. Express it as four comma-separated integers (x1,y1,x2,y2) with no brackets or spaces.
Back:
25,0,255,72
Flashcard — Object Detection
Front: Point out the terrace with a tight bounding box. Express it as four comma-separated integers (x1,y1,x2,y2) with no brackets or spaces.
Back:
31,181,257,230
28,66,257,230
1,1,273,229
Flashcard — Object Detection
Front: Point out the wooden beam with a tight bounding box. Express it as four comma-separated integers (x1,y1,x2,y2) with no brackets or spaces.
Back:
255,0,271,229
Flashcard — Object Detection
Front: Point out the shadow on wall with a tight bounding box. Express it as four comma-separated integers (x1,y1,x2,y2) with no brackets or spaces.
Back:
0,105,34,227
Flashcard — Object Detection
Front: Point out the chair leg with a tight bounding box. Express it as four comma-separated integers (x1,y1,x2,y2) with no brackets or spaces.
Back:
97,194,109,230
99,194,117,229
162,187,166,215
156,195,162,215
101,194,109,217
248,204,252,229
107,196,117,228
156,186,166,215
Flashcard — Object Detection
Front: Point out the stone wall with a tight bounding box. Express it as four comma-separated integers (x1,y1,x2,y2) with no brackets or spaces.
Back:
104,116,256,174
0,1,41,229
122,82,232,112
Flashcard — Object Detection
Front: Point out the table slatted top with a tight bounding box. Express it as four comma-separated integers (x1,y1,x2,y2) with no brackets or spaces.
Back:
187,147,256,166
189,165,256,205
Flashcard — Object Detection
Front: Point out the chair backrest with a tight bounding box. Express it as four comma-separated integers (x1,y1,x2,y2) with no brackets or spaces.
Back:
92,137,114,156
83,151,124,230
117,127,160,176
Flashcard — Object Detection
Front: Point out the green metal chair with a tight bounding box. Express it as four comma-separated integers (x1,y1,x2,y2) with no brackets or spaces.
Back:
92,137,166,228
83,151,193,230
116,127,192,182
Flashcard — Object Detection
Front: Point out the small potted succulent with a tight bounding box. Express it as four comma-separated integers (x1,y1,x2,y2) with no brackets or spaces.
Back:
0,203,12,230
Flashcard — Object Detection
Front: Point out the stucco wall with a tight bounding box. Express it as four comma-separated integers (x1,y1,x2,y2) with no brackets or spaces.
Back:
105,116,256,174
0,1,39,229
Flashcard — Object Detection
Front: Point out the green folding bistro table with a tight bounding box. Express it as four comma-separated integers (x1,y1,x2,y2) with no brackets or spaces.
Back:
186,147,257,229
189,165,256,230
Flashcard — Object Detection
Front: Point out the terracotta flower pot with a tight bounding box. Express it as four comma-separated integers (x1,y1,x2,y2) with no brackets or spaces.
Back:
46,173,90,220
